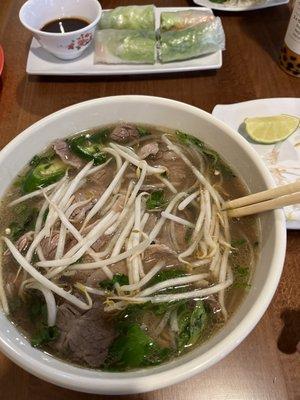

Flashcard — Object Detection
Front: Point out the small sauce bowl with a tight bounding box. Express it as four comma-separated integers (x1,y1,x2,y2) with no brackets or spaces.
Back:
19,0,102,60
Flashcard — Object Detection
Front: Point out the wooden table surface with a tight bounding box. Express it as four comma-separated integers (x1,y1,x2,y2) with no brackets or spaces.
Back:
0,0,299,399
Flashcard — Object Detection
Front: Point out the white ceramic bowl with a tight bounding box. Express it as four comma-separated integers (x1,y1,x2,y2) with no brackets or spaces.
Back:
0,96,286,394
19,0,102,60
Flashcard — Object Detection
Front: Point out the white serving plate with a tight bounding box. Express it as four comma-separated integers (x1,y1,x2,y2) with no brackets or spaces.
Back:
213,98,300,230
26,7,222,76
193,0,288,12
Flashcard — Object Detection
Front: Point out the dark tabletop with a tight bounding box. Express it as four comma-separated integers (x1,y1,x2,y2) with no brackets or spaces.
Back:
0,0,299,399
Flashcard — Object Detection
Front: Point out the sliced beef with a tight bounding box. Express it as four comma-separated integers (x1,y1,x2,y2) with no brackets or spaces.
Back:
143,243,181,272
53,139,85,169
40,232,60,259
69,201,94,224
73,164,114,206
14,231,34,253
53,301,116,367
147,141,194,189
138,142,159,160
85,261,127,287
91,233,111,253
110,124,139,143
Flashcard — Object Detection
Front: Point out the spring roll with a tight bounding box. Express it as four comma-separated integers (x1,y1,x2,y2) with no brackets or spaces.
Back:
99,5,155,30
159,18,225,63
94,29,156,64
160,10,215,32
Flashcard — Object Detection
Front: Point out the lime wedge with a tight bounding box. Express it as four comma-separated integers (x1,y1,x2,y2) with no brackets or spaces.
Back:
244,114,299,144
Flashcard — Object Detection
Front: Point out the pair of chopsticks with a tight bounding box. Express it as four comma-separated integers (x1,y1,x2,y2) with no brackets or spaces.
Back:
223,180,300,218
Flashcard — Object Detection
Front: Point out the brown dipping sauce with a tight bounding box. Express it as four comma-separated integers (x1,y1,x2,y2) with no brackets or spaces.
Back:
41,17,89,33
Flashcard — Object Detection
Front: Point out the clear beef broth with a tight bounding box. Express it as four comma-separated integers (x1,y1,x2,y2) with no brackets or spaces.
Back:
0,124,259,371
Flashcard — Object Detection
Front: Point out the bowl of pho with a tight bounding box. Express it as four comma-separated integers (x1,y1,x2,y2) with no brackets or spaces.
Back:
0,96,286,394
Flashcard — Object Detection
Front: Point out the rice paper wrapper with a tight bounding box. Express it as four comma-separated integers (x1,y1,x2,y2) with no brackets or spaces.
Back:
99,5,155,30
94,30,156,64
159,18,225,63
160,10,215,32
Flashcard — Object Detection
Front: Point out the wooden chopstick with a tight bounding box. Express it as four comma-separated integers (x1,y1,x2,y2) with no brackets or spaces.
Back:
224,180,300,210
227,191,300,218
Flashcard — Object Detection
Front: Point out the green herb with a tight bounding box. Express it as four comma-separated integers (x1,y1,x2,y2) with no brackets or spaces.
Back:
146,189,167,210
137,126,150,137
104,324,171,371
9,206,38,241
149,268,186,286
233,265,251,289
175,130,235,178
231,239,246,247
99,273,129,291
177,300,208,353
210,0,227,3
31,326,59,348
87,129,110,144
13,175,25,188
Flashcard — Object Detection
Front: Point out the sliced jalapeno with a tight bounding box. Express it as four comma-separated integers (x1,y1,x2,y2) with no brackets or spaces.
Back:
22,159,67,193
70,135,107,165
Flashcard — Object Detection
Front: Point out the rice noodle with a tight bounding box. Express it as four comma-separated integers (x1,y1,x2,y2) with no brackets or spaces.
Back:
3,237,91,310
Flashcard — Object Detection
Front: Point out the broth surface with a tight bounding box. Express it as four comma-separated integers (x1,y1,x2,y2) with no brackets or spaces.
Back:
0,124,260,371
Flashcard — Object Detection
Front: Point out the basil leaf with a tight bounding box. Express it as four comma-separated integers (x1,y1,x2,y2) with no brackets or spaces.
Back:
31,326,59,348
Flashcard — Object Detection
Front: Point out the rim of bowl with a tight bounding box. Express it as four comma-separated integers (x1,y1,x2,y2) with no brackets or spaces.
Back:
19,0,102,37
0,96,287,394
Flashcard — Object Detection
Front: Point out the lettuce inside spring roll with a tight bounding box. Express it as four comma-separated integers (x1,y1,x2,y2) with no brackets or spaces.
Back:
160,10,215,32
94,30,156,64
159,18,225,63
99,5,155,30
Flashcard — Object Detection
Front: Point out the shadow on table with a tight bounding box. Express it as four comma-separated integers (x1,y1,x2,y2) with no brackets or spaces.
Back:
0,358,159,400
237,5,290,61
277,309,300,354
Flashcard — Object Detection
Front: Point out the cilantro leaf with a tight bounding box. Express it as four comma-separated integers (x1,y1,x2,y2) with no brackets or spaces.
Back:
175,130,235,178
99,273,129,291
146,190,167,210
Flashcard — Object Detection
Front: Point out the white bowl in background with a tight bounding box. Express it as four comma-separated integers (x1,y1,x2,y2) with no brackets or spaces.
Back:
19,0,102,60
0,96,286,394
